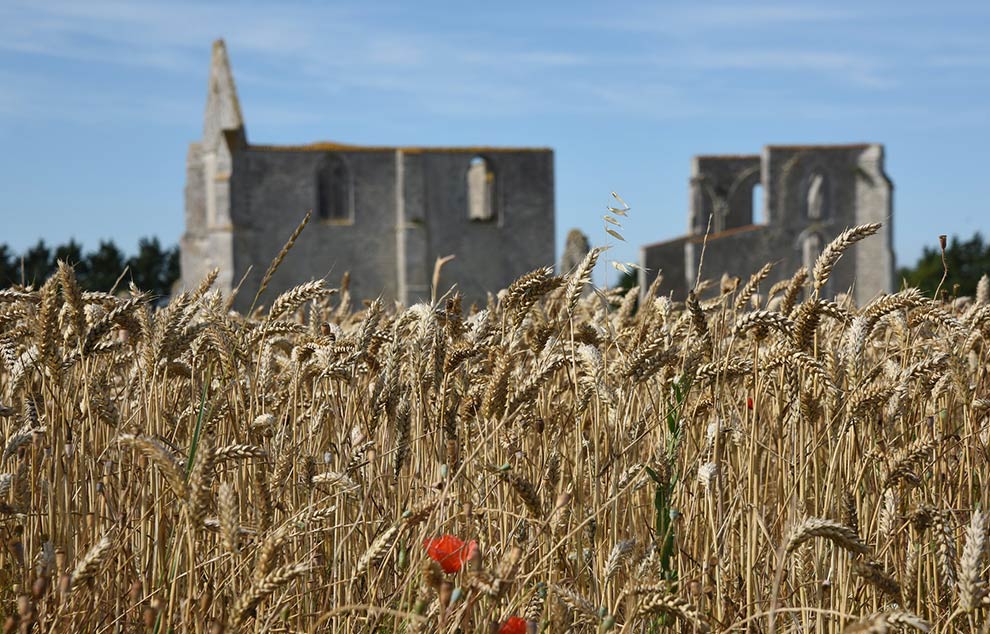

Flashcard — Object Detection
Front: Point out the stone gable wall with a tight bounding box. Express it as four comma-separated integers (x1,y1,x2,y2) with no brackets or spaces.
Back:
180,41,556,310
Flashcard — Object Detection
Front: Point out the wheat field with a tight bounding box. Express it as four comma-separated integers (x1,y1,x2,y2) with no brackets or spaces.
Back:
0,223,988,633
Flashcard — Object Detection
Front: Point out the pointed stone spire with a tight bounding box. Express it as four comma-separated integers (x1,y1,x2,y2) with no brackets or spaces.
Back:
203,39,245,150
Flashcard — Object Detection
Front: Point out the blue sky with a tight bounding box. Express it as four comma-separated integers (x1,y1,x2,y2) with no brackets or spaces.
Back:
1,0,988,277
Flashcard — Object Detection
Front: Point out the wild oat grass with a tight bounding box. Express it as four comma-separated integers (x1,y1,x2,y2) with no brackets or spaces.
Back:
0,223,987,632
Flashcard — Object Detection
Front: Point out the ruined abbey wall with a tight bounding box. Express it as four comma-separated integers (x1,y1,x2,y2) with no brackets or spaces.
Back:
180,41,555,312
642,144,895,305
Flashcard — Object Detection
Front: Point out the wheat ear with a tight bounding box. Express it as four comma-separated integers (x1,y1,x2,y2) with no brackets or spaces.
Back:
230,562,309,627
69,534,113,593
250,209,312,313
812,223,881,293
958,510,988,611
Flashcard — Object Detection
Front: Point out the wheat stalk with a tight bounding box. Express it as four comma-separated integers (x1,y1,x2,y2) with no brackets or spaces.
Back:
250,210,312,312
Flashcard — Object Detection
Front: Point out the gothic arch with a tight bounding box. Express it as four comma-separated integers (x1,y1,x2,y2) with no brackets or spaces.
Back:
803,168,831,220
778,153,836,225
726,165,763,225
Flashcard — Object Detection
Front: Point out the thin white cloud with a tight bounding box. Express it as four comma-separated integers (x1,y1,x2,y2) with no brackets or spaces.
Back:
684,5,857,25
460,50,592,68
0,0,361,69
684,50,863,72
669,49,896,89
0,0,982,124
925,55,990,69
588,3,857,34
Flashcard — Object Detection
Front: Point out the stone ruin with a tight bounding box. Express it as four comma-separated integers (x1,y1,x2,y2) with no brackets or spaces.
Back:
639,144,895,305
179,42,896,311
180,40,555,311
560,228,591,274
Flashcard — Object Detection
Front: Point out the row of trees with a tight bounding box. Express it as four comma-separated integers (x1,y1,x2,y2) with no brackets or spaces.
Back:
0,238,179,298
898,232,990,297
3,231,987,302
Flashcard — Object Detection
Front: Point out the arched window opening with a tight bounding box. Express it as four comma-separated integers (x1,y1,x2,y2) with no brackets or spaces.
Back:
806,171,828,220
467,156,496,222
751,183,763,225
317,154,352,223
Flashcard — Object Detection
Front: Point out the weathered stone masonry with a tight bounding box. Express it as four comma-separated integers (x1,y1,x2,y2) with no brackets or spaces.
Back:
181,40,555,311
182,42,894,312
640,144,896,306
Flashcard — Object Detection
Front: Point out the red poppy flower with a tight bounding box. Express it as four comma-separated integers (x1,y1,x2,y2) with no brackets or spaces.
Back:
499,616,527,634
423,535,478,573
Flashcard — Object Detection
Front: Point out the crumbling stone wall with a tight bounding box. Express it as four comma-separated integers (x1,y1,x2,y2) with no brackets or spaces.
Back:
641,144,895,306
689,155,762,235
180,41,555,311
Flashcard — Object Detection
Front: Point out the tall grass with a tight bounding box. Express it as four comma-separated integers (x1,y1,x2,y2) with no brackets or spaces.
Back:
0,224,987,632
